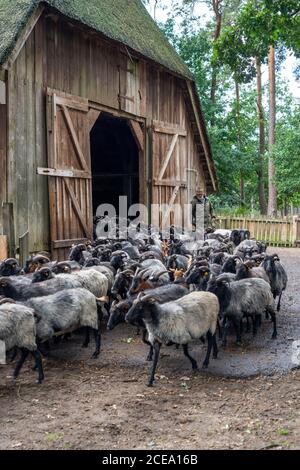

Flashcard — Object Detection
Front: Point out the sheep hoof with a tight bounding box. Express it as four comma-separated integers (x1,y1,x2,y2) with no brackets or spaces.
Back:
147,382,154,387
213,353,218,359
202,363,208,369
146,356,153,362
272,333,277,339
91,352,100,359
82,343,89,349
235,341,242,347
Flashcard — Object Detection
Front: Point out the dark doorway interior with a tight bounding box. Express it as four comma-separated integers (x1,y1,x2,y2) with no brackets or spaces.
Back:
90,113,139,215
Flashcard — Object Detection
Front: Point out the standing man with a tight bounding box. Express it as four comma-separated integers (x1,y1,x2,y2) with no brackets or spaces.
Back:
191,188,215,232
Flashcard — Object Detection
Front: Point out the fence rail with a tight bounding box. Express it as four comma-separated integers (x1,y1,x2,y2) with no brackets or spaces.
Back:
216,216,300,247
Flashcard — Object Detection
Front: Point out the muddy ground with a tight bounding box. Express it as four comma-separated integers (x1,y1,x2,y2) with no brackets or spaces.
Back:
0,248,299,450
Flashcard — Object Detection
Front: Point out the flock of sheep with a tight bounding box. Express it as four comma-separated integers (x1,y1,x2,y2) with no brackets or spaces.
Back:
0,226,288,387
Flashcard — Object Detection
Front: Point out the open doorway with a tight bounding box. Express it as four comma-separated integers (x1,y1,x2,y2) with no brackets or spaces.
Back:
90,113,140,216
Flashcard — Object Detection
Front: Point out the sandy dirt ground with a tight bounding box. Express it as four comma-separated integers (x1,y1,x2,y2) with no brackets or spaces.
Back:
0,248,299,450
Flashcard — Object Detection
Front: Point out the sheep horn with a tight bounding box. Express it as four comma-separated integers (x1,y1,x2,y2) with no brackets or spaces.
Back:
0,297,16,305
96,296,109,303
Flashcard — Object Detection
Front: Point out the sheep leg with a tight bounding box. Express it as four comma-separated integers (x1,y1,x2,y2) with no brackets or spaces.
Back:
31,350,44,384
13,348,29,379
222,319,231,347
183,344,198,370
82,327,90,348
246,316,251,333
277,293,282,312
91,328,101,359
265,310,270,320
203,332,213,368
9,347,18,363
142,330,153,362
217,319,223,340
148,341,161,387
268,307,277,339
212,334,218,359
233,318,242,346
252,316,258,336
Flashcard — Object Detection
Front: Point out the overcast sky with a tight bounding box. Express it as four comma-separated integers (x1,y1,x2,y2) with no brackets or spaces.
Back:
146,0,300,99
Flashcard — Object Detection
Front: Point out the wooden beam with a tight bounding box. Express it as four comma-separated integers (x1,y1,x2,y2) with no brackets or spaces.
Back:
19,231,29,268
128,120,144,152
37,167,91,179
2,5,45,69
186,81,217,192
154,179,187,188
63,179,90,237
47,88,89,111
61,105,89,172
157,134,179,182
88,101,144,123
52,238,89,249
162,186,180,226
153,120,187,137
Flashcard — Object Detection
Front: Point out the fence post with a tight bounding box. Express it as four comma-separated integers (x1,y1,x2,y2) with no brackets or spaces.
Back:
292,216,298,247
19,231,29,268
2,203,15,258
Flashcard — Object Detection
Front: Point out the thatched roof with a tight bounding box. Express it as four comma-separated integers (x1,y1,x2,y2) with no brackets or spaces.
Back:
0,0,193,78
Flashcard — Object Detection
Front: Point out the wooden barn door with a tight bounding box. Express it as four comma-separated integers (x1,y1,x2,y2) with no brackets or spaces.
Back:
39,89,93,260
151,121,188,230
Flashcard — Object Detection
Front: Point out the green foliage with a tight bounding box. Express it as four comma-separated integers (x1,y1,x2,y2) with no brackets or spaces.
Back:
214,0,300,82
274,103,300,206
159,0,300,214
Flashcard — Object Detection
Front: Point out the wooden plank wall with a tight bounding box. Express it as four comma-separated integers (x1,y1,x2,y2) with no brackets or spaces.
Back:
7,13,207,252
0,103,6,231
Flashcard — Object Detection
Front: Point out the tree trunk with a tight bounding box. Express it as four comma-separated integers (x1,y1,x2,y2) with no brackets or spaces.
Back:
267,46,277,217
235,80,245,206
256,58,267,215
210,0,222,124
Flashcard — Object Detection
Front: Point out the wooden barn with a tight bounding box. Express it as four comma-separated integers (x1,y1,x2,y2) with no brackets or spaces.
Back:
0,0,217,260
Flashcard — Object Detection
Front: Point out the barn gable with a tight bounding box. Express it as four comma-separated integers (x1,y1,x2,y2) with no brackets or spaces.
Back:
0,0,192,79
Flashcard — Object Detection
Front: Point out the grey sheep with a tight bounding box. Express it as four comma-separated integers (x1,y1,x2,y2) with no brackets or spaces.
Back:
261,254,288,311
0,301,44,383
235,261,270,284
207,277,277,346
129,259,169,295
24,288,101,359
0,275,82,301
125,291,219,386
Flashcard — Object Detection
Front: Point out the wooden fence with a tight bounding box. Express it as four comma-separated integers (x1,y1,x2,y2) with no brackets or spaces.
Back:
216,216,300,247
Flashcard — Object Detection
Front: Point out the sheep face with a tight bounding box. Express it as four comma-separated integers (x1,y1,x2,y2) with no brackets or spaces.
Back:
32,268,54,283
185,267,210,286
107,300,132,330
0,259,22,277
52,262,72,274
111,271,133,299
125,297,155,325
